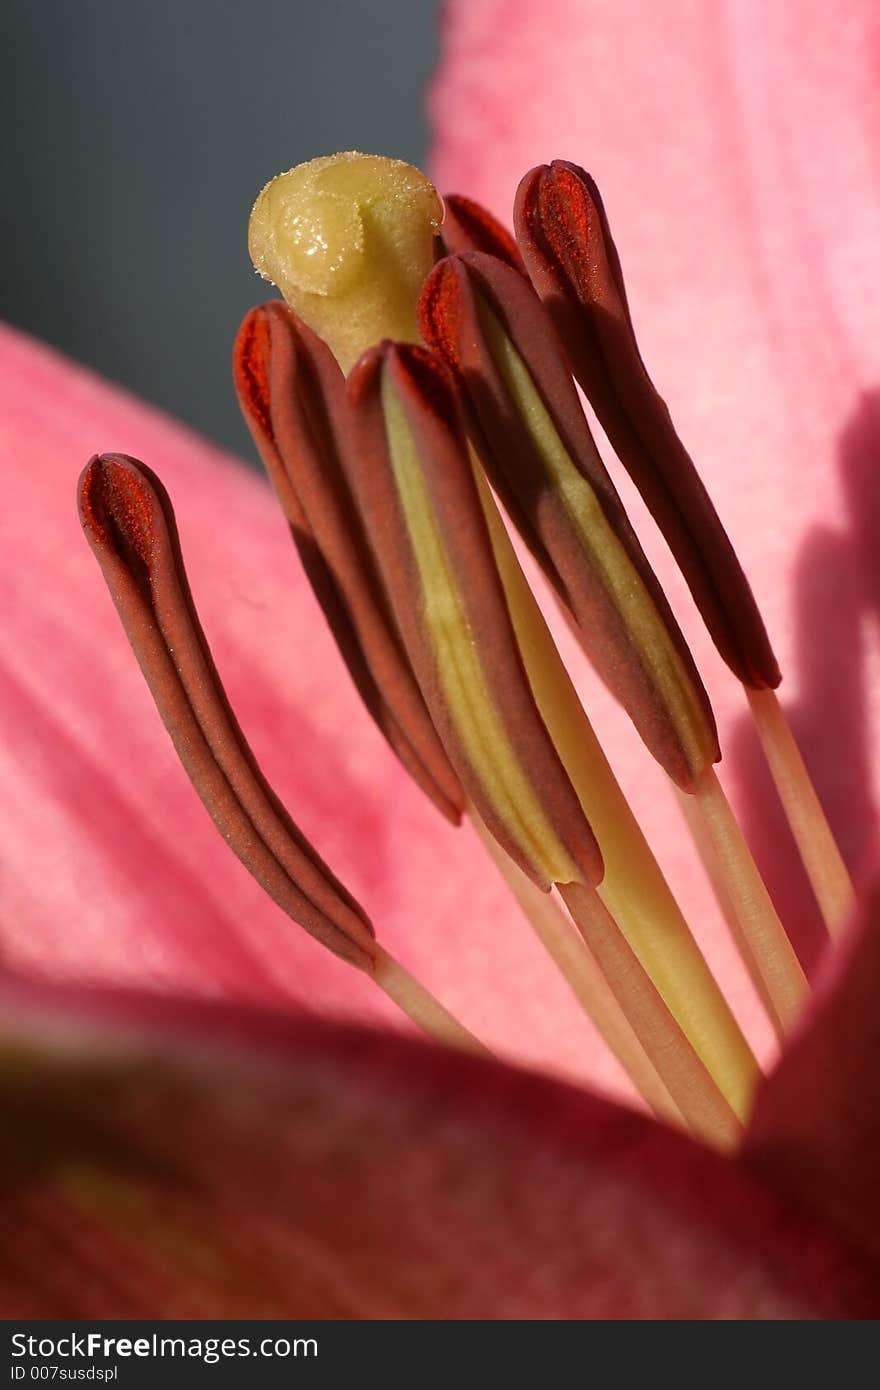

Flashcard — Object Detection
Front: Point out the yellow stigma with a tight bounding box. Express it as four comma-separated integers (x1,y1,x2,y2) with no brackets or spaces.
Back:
248,152,442,373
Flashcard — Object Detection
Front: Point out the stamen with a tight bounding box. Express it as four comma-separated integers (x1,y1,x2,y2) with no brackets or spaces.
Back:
78,453,487,1056
747,688,856,937
248,152,441,372
684,768,808,1036
514,160,853,945
233,299,464,823
513,160,780,689
345,342,601,892
472,462,759,1119
470,810,684,1127
559,882,741,1148
78,453,371,965
370,946,492,1055
420,251,719,793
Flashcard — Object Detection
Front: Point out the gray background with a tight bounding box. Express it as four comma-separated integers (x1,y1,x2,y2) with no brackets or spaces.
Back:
1,0,438,457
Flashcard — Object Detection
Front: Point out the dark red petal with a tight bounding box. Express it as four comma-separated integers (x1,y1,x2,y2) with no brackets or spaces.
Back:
78,453,375,968
745,878,880,1262
419,251,719,791
514,161,780,690
436,193,525,271
234,303,464,824
345,342,602,890
1,976,877,1318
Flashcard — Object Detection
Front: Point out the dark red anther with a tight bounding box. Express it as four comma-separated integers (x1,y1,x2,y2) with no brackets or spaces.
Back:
233,302,464,823
343,342,603,891
435,194,525,272
514,160,780,690
419,251,719,792
78,453,376,969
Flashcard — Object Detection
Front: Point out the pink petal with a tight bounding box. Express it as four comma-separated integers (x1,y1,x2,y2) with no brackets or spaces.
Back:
431,0,880,1003
746,877,880,1262
2,975,875,1318
0,322,646,1097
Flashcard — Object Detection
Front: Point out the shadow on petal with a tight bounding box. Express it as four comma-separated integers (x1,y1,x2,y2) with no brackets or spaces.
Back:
1,975,877,1319
728,390,880,970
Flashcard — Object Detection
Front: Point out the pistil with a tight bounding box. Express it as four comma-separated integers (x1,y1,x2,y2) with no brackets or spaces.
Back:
248,153,441,372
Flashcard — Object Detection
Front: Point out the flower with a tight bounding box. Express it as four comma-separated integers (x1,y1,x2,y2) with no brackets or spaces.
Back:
3,0,880,1318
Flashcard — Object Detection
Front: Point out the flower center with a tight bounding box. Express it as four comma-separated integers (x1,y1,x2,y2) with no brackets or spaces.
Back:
82,152,856,1155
